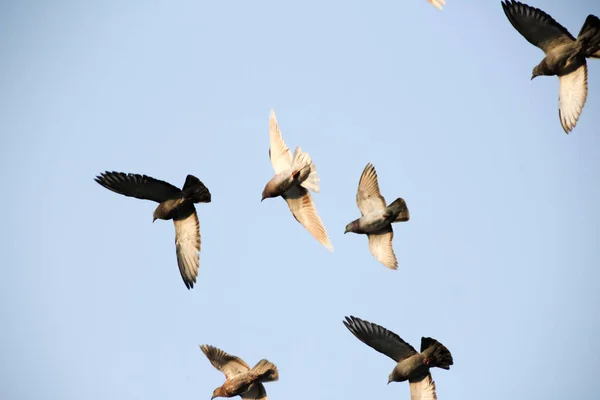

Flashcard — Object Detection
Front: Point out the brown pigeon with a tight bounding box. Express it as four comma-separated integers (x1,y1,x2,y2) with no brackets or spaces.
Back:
94,171,211,289
344,163,409,270
501,0,600,133
199,344,279,400
343,316,453,400
428,0,445,11
261,109,333,251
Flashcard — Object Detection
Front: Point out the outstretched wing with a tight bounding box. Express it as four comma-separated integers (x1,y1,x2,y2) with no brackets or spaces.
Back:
356,163,386,216
343,315,418,362
367,227,398,270
95,171,181,203
558,64,588,133
501,0,575,54
268,109,293,174
283,186,333,251
173,205,200,289
409,373,438,400
199,345,251,379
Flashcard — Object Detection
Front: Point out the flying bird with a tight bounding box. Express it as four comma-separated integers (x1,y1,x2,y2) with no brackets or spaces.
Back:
501,0,600,133
428,0,445,11
261,109,333,251
199,344,279,400
344,163,409,270
343,316,453,400
94,171,211,289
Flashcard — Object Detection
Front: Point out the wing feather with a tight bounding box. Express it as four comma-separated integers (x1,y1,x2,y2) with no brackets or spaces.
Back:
501,0,575,53
559,63,588,133
409,373,438,400
199,345,250,379
268,109,293,174
173,206,200,289
367,227,398,270
283,187,333,251
343,316,418,362
356,163,386,216
95,171,181,203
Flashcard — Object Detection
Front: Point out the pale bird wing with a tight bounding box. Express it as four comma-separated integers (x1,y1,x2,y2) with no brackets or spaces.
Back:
356,163,386,216
343,316,418,362
241,383,268,400
367,227,398,270
268,109,293,174
283,187,333,251
427,0,445,11
173,206,200,289
501,0,575,54
409,373,438,400
199,345,251,379
559,64,588,133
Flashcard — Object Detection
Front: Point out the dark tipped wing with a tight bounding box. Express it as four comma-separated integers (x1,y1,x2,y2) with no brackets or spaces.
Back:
199,345,250,379
501,0,575,53
343,316,418,362
95,171,181,203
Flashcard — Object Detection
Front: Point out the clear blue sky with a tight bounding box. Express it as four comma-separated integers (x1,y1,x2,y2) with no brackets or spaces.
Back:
1,0,599,399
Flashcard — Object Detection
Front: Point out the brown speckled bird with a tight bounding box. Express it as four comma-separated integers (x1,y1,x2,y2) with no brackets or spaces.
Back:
94,171,211,289
261,109,333,251
343,316,453,400
502,0,600,133
200,345,279,400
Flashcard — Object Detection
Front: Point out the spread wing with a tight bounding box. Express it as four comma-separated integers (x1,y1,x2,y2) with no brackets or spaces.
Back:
173,206,200,289
241,383,268,400
356,163,386,216
283,187,333,251
427,0,445,11
268,109,293,174
199,345,251,379
409,373,438,400
367,227,398,270
343,316,418,362
95,171,181,203
559,63,588,133
501,0,575,54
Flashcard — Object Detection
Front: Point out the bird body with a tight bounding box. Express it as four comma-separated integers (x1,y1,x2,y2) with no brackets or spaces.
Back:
344,163,409,270
262,109,333,251
94,171,211,289
502,0,600,133
343,316,453,399
200,345,278,400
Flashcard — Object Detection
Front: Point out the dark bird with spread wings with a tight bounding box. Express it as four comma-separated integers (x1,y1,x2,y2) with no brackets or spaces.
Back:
200,345,279,400
344,163,409,270
343,316,453,400
501,0,600,133
94,171,211,289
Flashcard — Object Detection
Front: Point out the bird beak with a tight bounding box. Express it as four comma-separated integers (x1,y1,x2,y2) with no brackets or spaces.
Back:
152,217,157,223
530,75,536,81
344,230,348,234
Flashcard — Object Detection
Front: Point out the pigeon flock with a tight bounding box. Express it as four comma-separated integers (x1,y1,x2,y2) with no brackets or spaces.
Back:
93,1,599,399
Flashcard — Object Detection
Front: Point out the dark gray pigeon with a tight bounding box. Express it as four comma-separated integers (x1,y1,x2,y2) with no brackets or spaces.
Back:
95,171,211,289
501,0,600,133
343,316,453,400
344,163,409,270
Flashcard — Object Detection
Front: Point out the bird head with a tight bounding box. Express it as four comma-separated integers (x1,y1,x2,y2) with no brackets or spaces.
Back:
261,181,276,202
211,387,224,400
344,221,356,234
531,65,543,80
387,374,393,385
152,211,158,223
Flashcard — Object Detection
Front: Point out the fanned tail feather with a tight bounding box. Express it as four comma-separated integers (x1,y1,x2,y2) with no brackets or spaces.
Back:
250,359,279,383
291,147,320,193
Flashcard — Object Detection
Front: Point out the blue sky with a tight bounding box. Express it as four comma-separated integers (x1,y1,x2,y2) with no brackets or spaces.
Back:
2,0,599,399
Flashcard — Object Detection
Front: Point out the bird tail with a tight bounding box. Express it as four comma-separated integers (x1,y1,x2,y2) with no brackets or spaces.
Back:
291,147,320,193
421,337,453,370
386,198,410,222
427,0,445,11
250,359,279,383
578,15,600,57
181,175,211,203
